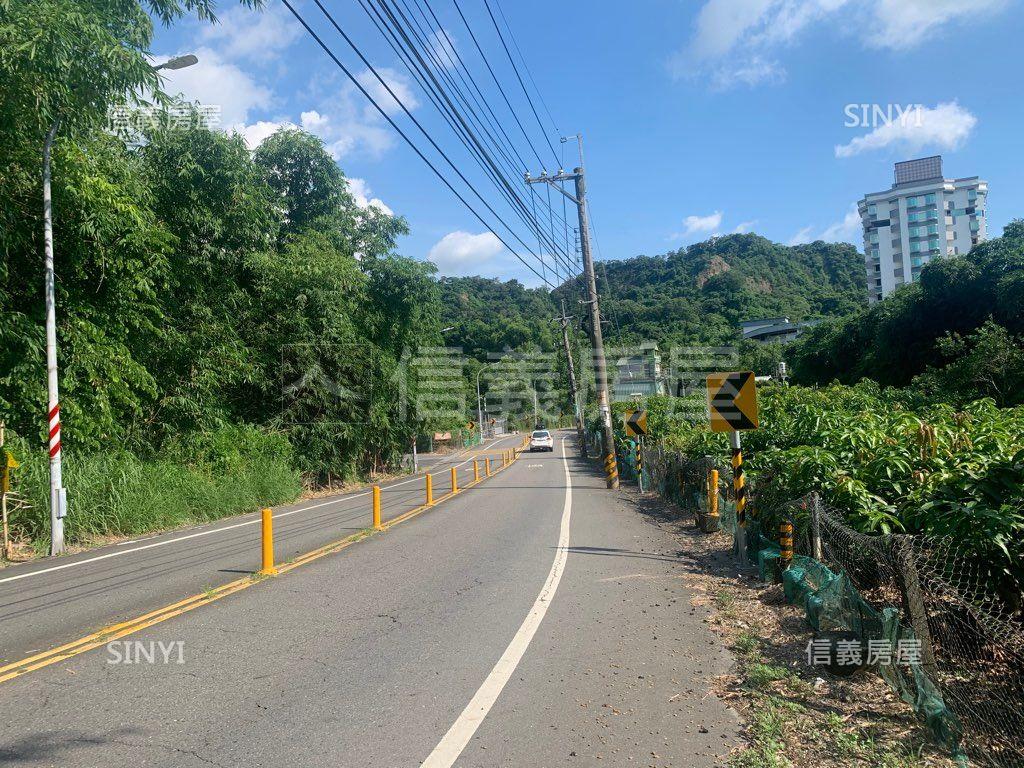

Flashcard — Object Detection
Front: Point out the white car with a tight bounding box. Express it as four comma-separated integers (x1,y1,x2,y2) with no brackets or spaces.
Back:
529,429,554,452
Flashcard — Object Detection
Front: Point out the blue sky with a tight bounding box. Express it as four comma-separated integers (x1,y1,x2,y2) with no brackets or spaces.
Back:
151,0,1024,287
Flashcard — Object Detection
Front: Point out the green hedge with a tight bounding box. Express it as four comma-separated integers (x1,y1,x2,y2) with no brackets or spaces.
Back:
4,424,302,552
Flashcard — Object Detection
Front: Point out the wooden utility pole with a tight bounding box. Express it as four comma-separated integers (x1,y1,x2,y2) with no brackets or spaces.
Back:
556,300,586,456
526,136,618,487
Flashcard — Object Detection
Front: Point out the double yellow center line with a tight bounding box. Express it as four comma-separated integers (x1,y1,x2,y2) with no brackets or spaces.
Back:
0,441,527,686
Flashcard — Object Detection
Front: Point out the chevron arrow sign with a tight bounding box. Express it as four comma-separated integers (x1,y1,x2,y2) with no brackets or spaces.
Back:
706,371,759,432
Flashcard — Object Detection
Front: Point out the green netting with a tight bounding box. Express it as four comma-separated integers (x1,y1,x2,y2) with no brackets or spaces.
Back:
743,522,968,764
631,443,977,765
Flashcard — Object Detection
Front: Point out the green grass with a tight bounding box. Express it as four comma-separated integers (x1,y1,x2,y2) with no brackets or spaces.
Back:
816,713,928,768
715,589,737,612
730,695,794,768
5,425,302,550
735,632,760,658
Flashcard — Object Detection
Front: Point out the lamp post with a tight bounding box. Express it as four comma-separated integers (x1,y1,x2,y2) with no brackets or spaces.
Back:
42,54,197,556
475,364,491,439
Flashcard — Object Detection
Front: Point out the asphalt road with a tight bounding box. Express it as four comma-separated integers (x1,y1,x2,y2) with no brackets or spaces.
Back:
0,432,739,767
0,434,522,667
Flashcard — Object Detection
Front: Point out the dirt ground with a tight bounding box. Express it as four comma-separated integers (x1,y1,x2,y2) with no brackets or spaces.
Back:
636,494,958,768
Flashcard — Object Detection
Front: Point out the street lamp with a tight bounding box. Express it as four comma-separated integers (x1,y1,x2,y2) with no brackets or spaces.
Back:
154,54,199,72
42,53,198,556
475,364,491,439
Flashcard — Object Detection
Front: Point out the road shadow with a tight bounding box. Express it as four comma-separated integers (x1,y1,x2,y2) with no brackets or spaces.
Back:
0,727,143,764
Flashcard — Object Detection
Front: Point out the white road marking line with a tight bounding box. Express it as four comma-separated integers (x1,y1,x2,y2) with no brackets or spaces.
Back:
421,437,572,768
0,435,518,586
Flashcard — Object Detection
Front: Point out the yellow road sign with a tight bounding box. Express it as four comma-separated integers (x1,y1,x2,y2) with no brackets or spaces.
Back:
1,451,17,494
707,371,759,432
624,409,648,438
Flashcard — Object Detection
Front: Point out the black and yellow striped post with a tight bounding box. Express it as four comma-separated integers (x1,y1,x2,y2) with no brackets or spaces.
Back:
779,519,794,571
636,440,643,492
604,452,618,487
730,431,747,561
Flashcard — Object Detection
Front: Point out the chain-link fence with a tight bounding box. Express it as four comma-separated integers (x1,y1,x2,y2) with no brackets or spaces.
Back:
626,441,1024,768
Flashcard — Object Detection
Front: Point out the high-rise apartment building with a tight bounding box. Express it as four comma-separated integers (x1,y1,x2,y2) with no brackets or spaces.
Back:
858,156,987,303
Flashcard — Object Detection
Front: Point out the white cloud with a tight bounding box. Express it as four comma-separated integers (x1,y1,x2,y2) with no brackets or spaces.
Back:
677,211,724,238
789,205,861,246
156,47,272,126
733,220,758,234
673,0,848,86
869,0,1008,50
688,0,776,61
229,77,403,161
301,110,329,132
428,231,505,274
709,56,785,90
347,178,393,216
233,120,293,149
835,101,977,158
787,226,817,246
356,67,419,117
675,0,1008,89
427,29,459,69
820,205,862,242
198,4,302,62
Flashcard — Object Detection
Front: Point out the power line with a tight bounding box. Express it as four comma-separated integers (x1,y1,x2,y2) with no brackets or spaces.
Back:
282,0,556,289
359,0,569,281
482,0,560,167
365,0,577,279
492,0,560,136
450,0,549,171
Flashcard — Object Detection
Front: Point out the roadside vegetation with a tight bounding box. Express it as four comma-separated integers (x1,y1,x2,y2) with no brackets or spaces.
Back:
685,554,953,768
611,382,1024,601
0,0,451,551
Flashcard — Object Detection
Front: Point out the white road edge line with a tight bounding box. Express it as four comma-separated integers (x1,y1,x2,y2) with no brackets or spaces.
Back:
421,436,572,768
0,435,516,586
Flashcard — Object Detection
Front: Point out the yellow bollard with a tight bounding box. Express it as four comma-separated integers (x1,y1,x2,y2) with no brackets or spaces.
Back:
451,466,458,494
780,520,794,571
259,508,277,576
372,485,382,530
426,473,433,505
473,460,480,482
708,469,720,520
485,458,491,477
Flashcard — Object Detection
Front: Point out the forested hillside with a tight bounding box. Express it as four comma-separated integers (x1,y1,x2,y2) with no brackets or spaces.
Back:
440,234,867,358
562,234,866,346
789,221,1024,406
437,276,561,358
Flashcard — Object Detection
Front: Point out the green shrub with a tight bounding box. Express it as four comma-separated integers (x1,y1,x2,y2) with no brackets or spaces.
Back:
4,425,301,549
606,384,1024,598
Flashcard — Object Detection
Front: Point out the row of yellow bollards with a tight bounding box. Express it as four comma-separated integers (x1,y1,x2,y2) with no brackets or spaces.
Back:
258,442,526,575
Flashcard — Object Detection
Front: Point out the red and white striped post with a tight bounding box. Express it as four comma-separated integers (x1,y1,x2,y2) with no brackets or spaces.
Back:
43,120,66,555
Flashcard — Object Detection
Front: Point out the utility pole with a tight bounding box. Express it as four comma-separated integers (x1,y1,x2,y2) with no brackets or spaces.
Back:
42,118,66,555
526,136,618,488
555,300,586,456
37,54,201,557
475,364,490,439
